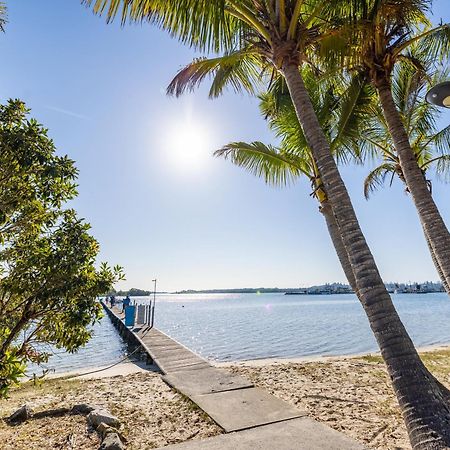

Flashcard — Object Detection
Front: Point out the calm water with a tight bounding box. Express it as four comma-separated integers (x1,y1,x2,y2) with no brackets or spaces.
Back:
152,292,450,361
35,292,450,373
26,314,127,376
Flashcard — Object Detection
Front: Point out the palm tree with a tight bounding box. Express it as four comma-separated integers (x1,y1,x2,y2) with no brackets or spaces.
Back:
219,141,361,291
363,60,450,293
85,1,450,446
331,0,450,296
216,71,373,292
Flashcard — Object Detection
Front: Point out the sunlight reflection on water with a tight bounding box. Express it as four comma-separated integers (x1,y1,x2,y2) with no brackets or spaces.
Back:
37,292,450,372
151,292,450,361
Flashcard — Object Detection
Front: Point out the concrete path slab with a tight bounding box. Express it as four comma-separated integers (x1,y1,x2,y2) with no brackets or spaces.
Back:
191,387,305,432
157,417,367,449
163,367,253,396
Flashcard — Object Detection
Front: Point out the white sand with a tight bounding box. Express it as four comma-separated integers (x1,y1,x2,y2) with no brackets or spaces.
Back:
1,369,221,450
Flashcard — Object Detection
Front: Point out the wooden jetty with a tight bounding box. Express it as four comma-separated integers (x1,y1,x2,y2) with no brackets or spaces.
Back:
103,303,366,449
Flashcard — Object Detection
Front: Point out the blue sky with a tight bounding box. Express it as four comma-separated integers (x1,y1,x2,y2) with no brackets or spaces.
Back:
0,1,449,291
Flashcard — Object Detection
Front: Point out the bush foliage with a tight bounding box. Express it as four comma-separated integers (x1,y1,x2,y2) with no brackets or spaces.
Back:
0,100,123,397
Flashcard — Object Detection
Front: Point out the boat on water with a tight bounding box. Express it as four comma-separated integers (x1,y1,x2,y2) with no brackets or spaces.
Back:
285,291,308,295
285,289,354,295
284,291,332,295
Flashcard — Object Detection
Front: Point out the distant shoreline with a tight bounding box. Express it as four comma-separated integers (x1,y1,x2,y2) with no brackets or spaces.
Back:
214,342,450,368
110,283,445,297
173,289,351,294
109,290,446,297
49,342,450,379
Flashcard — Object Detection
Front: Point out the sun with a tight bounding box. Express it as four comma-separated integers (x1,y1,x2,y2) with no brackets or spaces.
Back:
165,119,212,170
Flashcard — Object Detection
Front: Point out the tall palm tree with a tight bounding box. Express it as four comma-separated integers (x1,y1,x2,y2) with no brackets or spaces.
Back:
330,0,450,296
362,59,450,293
85,1,450,446
219,141,360,290
217,71,374,292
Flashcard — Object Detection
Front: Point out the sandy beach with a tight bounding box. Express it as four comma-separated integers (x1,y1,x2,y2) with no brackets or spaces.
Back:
2,346,450,449
0,362,221,450
226,345,450,450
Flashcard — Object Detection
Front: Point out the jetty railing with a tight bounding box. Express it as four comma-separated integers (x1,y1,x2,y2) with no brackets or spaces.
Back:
134,301,155,329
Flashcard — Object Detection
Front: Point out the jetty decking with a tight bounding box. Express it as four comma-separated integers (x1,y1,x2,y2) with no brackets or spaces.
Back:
103,303,366,449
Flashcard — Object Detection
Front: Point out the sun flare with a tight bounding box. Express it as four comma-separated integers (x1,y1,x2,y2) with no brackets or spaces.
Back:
165,120,211,170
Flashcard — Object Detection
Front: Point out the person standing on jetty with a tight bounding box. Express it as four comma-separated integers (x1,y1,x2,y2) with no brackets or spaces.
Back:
122,295,131,313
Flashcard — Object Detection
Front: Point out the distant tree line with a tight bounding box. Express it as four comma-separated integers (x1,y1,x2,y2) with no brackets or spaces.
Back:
107,287,152,297
175,282,444,295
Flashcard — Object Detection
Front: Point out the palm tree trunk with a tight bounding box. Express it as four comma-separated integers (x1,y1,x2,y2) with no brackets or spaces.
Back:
377,81,450,292
320,200,357,293
282,62,450,449
424,231,450,294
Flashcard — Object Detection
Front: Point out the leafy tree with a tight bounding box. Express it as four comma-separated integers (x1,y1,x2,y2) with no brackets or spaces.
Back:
0,100,78,241
85,1,450,446
0,101,123,396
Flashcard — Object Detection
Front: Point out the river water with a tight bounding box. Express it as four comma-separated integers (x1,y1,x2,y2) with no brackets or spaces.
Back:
26,312,127,376
33,292,450,374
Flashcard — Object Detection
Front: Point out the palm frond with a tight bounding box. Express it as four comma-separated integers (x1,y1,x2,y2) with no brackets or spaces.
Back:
257,75,310,158
259,68,379,167
363,162,397,199
83,0,240,53
214,141,312,187
167,50,264,98
423,124,450,156
391,54,425,125
403,24,450,62
330,74,376,163
433,155,450,183
259,77,291,118
316,27,357,73
0,2,7,32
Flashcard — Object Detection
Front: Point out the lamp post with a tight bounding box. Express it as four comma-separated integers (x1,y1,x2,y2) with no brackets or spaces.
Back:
426,81,450,108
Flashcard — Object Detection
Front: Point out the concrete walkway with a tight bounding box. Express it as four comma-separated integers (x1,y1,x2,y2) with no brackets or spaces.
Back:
159,418,365,449
104,304,366,449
